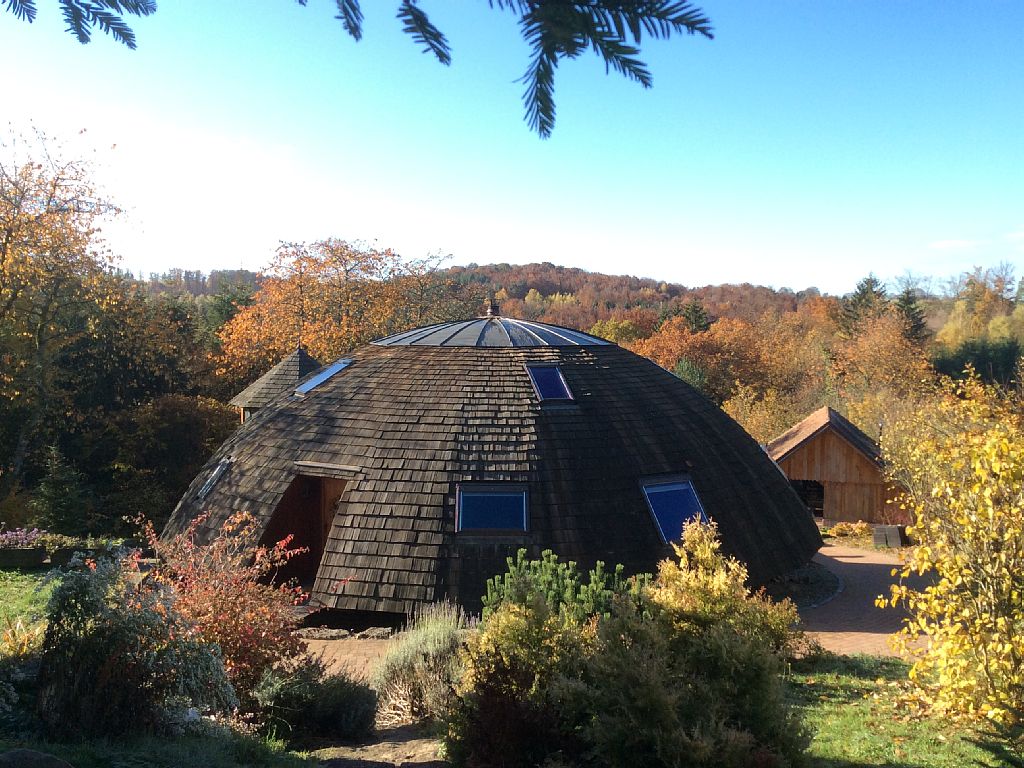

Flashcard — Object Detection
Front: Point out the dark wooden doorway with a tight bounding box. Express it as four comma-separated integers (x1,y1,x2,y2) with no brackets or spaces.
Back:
790,479,824,518
260,475,347,587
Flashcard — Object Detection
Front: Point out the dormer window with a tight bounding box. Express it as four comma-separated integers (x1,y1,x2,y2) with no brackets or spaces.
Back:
295,359,353,396
525,365,573,401
641,477,707,543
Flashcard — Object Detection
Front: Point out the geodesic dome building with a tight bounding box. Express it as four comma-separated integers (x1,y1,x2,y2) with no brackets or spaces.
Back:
165,315,821,616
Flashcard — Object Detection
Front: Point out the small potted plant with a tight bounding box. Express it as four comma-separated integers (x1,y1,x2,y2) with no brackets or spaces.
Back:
0,526,48,568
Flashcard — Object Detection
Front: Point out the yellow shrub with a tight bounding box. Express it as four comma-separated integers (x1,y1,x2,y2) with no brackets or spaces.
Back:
880,374,1024,723
828,520,872,538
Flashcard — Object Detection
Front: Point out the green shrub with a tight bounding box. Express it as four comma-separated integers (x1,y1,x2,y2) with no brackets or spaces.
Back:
253,655,376,741
565,523,808,768
36,552,237,737
447,599,593,767
446,522,808,768
373,600,474,726
482,548,647,622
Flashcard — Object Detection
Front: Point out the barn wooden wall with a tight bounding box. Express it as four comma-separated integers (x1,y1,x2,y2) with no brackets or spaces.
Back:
777,430,905,524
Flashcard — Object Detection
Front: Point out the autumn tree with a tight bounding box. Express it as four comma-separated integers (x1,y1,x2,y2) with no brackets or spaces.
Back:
0,138,116,496
588,317,644,344
630,316,766,403
933,266,1022,385
217,240,477,386
880,375,1024,727
832,312,934,438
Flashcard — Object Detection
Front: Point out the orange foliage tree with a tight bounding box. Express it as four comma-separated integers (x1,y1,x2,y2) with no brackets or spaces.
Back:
217,240,479,384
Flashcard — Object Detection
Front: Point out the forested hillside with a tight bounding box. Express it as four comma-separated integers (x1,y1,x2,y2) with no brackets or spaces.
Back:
3,145,1023,537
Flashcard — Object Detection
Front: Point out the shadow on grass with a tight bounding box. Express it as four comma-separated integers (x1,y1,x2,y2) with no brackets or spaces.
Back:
966,728,1024,768
792,652,908,680
788,652,910,709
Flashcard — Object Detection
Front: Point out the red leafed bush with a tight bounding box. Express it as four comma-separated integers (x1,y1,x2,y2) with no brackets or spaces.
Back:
144,512,309,707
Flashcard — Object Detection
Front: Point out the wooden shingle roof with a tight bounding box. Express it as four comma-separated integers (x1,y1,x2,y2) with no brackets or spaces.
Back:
767,406,882,465
170,322,821,615
229,348,322,410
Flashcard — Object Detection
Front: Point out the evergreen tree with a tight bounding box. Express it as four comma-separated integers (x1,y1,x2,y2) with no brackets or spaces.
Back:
29,446,94,535
840,275,889,336
673,358,708,395
680,299,711,333
894,287,929,346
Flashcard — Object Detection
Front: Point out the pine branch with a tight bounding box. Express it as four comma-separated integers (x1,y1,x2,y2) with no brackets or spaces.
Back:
519,12,558,139
60,0,91,44
99,0,155,16
397,0,451,65
334,0,363,41
54,0,152,47
3,0,36,22
87,6,138,49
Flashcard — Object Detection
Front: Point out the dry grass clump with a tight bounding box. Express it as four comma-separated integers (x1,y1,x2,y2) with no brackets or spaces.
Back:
372,600,474,727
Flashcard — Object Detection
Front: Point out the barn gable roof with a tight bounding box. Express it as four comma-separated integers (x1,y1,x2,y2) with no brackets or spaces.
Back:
767,406,881,466
229,347,322,409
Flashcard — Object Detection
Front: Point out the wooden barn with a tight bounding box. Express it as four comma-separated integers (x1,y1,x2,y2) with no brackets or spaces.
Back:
767,407,904,524
168,315,821,618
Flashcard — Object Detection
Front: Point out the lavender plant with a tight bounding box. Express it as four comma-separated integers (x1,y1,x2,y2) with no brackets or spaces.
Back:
0,526,44,549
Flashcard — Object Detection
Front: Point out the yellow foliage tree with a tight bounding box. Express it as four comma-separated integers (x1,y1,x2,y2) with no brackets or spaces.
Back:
722,385,806,445
588,317,643,344
880,375,1024,723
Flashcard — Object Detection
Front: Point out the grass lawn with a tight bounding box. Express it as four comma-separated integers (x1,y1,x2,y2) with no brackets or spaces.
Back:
0,731,318,768
0,566,54,623
790,653,1008,768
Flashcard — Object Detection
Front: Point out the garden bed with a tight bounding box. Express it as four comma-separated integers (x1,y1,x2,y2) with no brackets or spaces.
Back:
0,548,46,569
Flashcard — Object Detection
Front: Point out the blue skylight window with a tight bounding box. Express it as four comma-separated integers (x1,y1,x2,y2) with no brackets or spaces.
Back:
526,365,573,401
294,359,353,396
457,484,528,532
642,478,708,543
197,458,232,501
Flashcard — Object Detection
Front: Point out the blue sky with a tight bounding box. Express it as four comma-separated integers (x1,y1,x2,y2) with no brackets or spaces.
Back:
4,1,1023,294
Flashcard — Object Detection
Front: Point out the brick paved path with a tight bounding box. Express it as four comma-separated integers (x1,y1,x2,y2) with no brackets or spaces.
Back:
799,543,927,656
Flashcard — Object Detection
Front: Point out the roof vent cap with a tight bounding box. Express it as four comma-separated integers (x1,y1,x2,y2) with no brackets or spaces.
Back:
483,295,499,317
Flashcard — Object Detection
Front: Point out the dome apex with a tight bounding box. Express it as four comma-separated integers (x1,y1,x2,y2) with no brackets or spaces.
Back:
372,317,611,348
